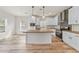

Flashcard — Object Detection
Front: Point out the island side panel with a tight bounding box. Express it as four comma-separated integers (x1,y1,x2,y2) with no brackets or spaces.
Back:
26,33,52,44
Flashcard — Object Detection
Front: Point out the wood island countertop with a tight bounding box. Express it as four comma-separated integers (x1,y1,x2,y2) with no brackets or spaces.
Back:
23,29,55,33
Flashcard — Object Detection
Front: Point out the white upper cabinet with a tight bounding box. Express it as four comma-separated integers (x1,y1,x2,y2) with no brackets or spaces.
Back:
69,7,79,24
54,16,59,25
46,16,58,25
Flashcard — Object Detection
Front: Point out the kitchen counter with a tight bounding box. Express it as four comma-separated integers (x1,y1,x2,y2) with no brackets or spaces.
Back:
63,30,79,34
23,29,55,33
23,28,56,33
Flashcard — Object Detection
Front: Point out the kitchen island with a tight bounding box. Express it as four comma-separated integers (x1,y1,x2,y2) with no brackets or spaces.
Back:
24,29,55,44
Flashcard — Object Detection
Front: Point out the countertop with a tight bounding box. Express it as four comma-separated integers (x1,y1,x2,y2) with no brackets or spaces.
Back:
23,29,55,33
63,30,79,34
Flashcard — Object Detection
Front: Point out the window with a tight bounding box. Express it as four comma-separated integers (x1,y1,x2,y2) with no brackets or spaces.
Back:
0,18,5,32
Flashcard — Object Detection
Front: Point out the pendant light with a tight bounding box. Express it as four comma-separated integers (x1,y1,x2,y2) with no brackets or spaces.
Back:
32,6,35,18
42,6,45,19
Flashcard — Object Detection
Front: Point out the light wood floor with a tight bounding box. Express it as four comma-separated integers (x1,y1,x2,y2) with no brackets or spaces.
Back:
0,35,77,53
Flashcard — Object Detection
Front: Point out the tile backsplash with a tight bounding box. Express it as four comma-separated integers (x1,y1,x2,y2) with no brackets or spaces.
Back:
72,24,79,32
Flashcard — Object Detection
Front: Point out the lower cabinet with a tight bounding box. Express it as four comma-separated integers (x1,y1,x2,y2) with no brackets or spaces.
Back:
63,31,79,51
26,33,52,44
73,36,79,51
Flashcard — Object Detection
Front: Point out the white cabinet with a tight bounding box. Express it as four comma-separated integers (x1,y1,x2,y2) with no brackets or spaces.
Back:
69,7,79,24
73,35,79,50
68,7,74,24
54,16,59,25
63,31,75,47
63,31,79,51
40,20,46,28
26,33,52,44
46,16,58,25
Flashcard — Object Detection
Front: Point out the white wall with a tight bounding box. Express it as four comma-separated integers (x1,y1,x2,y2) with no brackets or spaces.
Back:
72,24,79,32
15,16,31,34
0,9,15,39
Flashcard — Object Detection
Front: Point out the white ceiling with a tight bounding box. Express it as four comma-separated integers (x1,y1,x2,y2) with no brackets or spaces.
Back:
0,6,70,16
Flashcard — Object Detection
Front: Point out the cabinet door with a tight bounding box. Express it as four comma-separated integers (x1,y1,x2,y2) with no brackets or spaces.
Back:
46,16,58,25
73,35,79,51
69,7,79,24
64,34,75,48
67,33,79,51
63,31,71,44
54,16,58,25
66,33,75,47
46,17,53,25
73,7,79,24
68,7,75,24
63,31,75,48
68,36,76,48
63,31,79,51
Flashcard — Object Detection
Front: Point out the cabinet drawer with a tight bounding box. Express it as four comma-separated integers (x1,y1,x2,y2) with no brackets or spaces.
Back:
63,31,79,51
72,36,79,51
69,7,79,24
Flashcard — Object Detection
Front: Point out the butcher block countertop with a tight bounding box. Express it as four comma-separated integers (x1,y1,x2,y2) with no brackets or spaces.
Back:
23,29,55,33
